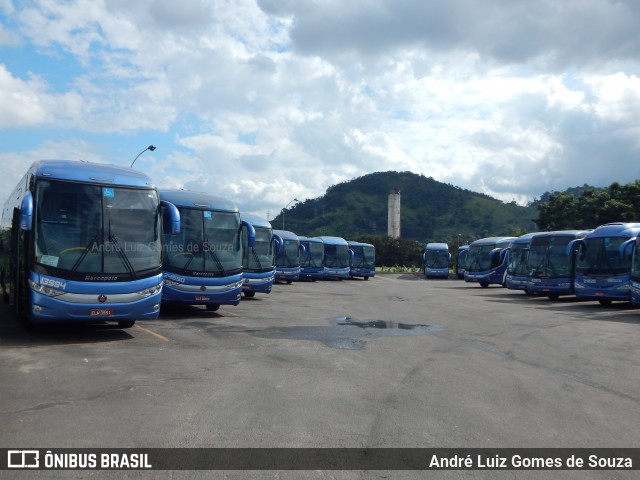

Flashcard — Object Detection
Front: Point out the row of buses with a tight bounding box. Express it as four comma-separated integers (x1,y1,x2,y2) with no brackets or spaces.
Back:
268,230,376,285
0,160,375,329
458,223,640,306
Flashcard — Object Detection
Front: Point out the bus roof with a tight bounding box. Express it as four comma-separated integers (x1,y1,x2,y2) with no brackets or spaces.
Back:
425,242,449,250
298,236,323,244
159,189,238,212
31,160,155,188
240,213,272,229
586,222,640,238
347,241,374,248
273,229,299,240
469,236,516,247
530,230,591,240
315,236,348,245
510,232,543,244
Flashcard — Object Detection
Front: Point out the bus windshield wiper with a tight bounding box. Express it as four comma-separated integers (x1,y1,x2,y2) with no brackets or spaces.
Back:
108,220,137,279
251,248,263,269
204,236,226,275
71,233,99,272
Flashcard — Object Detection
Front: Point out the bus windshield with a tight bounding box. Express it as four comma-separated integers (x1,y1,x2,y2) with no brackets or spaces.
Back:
351,246,375,269
244,226,274,271
34,180,161,277
325,244,350,268
163,208,241,275
301,242,324,268
528,236,573,278
426,250,449,269
507,243,529,276
575,236,630,276
278,239,300,267
466,245,496,272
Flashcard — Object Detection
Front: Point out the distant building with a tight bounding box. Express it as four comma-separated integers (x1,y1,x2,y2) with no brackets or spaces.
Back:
388,190,401,238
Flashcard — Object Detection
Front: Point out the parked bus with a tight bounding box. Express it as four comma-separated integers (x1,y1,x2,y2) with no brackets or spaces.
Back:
160,190,254,311
423,242,450,279
464,236,516,287
526,230,590,300
505,232,540,292
298,236,325,280
455,245,469,279
630,236,640,306
571,222,640,305
241,213,275,298
273,229,301,283
0,160,179,328
347,241,376,280
316,236,350,279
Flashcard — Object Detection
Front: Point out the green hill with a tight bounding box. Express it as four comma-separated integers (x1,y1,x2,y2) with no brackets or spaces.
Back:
272,171,537,244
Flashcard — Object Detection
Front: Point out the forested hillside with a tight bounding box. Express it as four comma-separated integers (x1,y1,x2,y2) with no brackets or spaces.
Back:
273,171,537,244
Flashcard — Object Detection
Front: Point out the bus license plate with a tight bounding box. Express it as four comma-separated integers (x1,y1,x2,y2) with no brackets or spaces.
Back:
595,292,604,296
90,308,113,316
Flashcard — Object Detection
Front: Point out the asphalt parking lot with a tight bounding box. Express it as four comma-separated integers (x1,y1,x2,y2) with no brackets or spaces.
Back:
1,275,639,479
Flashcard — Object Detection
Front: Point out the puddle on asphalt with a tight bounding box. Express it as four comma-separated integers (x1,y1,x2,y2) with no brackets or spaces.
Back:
252,316,441,350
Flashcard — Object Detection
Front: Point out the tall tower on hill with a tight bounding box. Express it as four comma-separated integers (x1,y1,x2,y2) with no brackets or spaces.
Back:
388,190,401,238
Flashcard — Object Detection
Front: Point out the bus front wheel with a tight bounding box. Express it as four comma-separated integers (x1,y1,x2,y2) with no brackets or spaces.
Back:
118,320,135,329
598,299,612,306
480,282,489,288
243,291,256,298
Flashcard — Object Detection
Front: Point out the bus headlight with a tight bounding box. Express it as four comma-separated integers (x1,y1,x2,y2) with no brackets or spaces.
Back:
136,284,163,298
163,278,181,287
29,280,65,297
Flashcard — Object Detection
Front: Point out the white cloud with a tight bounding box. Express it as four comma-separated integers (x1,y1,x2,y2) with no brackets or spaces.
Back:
3,0,640,220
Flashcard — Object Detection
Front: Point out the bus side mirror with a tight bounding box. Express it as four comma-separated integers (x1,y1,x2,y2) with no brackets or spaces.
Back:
242,220,256,248
161,200,180,234
273,235,283,255
620,238,636,258
19,192,33,231
299,244,306,255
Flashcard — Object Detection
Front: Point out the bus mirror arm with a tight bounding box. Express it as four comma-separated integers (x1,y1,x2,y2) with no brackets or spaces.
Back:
566,239,583,256
161,200,181,234
19,192,33,231
273,234,283,255
242,220,256,248
619,238,636,258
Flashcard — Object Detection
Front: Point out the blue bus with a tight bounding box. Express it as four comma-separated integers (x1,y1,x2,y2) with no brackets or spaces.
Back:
241,213,275,298
347,241,376,280
526,230,591,300
273,229,301,283
571,222,640,305
316,236,350,279
160,190,254,311
423,242,450,279
298,236,325,280
505,232,540,292
630,236,640,306
455,245,469,279
0,160,179,328
464,236,516,287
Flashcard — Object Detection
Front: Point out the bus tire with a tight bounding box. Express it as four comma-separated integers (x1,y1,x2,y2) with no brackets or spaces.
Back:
598,299,612,306
206,304,220,311
364,276,369,280
286,280,293,284
118,320,135,328
548,294,560,301
243,291,255,298
480,282,489,288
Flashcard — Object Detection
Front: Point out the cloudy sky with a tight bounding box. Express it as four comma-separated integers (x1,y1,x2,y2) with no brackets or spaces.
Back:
2,0,640,219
